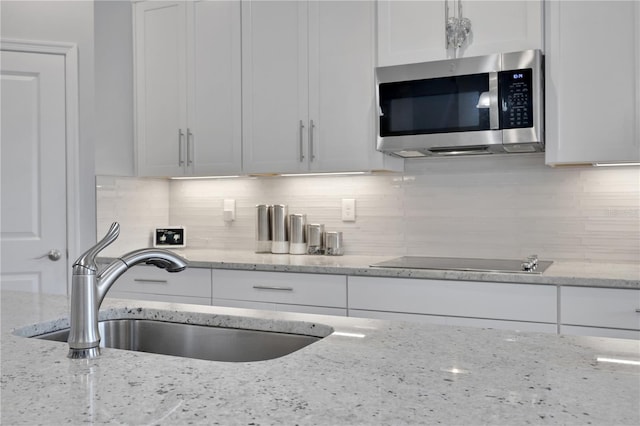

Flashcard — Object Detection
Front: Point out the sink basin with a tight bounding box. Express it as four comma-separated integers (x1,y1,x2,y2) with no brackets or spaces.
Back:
34,319,322,362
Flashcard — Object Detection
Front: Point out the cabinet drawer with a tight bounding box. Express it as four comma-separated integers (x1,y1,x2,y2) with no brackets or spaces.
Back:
110,265,212,299
560,325,640,340
212,269,346,308
349,309,557,333
348,276,557,323
561,287,640,331
109,291,211,306
212,298,347,317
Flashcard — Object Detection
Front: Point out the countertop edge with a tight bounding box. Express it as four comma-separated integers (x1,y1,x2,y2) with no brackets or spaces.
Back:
98,254,640,289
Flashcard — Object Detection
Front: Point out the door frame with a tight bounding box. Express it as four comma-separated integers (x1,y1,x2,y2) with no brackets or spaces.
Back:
1,39,81,290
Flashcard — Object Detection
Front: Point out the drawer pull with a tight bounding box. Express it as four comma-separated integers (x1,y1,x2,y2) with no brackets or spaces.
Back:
134,279,168,284
636,309,640,313
252,285,293,292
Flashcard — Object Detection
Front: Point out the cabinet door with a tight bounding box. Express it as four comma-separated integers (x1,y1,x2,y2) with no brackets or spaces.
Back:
308,0,380,172
108,264,212,305
348,309,557,333
461,1,542,58
545,1,640,164
377,0,445,66
134,1,188,176
189,1,242,175
377,0,542,66
241,0,309,174
212,269,347,309
560,286,640,338
348,276,557,324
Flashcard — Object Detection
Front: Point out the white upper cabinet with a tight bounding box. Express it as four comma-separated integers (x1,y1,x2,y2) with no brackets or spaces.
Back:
545,1,640,165
189,1,242,175
242,0,402,174
308,1,398,172
377,0,543,66
133,1,241,177
241,1,308,174
134,1,186,177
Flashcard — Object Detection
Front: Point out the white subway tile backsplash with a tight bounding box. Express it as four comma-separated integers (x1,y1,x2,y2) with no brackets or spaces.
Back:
96,176,170,256
96,154,640,262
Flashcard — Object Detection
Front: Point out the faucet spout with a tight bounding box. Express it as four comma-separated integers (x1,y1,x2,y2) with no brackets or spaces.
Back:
67,223,187,359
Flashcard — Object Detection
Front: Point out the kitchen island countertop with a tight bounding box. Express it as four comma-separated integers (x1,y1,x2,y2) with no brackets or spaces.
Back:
101,249,640,289
2,290,639,425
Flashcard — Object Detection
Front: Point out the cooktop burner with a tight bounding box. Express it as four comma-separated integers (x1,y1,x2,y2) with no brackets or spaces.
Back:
370,256,553,274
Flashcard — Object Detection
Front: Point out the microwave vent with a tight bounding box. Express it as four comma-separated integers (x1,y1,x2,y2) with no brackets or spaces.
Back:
427,146,492,156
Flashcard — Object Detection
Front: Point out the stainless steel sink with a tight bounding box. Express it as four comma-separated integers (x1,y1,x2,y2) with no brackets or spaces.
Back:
34,319,322,362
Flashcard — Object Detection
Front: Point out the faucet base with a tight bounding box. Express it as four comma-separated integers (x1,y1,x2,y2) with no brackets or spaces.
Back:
68,347,100,359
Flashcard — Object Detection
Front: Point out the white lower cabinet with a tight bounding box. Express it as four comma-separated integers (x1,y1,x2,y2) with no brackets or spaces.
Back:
347,310,557,333
103,264,637,339
348,276,557,332
108,264,212,305
211,269,347,316
560,287,640,340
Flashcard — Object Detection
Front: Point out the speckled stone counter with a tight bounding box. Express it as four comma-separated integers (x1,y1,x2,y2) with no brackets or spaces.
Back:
2,290,639,425
101,249,640,289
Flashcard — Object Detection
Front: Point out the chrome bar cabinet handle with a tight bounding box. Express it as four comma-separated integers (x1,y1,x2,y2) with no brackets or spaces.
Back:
309,119,316,162
299,120,305,162
178,129,185,166
253,285,294,292
134,279,169,284
187,128,193,166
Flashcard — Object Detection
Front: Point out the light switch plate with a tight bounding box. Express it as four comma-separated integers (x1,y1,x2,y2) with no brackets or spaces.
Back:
154,227,186,248
341,198,356,222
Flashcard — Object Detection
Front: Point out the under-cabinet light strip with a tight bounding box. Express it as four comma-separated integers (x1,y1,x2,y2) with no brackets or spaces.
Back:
280,172,368,177
170,171,370,180
170,175,241,180
593,162,640,167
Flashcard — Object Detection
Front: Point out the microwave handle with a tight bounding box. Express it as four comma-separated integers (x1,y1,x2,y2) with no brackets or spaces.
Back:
489,71,499,130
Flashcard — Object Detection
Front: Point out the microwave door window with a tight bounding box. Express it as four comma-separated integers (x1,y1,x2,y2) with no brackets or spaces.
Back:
379,74,491,136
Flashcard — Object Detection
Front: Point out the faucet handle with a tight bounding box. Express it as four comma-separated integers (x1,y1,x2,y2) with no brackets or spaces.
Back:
73,222,120,274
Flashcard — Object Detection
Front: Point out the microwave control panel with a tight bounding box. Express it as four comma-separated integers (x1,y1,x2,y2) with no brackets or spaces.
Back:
499,68,534,129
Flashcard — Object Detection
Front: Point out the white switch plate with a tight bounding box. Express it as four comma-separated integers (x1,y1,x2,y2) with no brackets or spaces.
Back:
342,198,356,222
223,199,235,222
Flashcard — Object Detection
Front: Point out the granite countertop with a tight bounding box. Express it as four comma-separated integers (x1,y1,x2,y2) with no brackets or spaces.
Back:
2,290,639,425
101,249,640,289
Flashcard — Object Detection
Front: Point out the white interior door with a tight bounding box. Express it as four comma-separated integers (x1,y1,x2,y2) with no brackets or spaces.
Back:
1,50,68,295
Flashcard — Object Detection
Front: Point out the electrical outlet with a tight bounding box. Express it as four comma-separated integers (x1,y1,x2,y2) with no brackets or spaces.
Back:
223,199,236,222
341,198,356,222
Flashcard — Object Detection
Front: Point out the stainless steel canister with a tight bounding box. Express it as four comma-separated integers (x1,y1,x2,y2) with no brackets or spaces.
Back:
288,214,307,255
270,204,289,254
255,204,271,253
306,223,324,255
325,231,344,256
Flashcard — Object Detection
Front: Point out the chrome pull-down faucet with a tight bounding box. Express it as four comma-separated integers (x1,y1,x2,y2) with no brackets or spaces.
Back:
67,222,187,359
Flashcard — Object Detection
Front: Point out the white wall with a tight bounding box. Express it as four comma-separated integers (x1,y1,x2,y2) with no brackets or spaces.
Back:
1,0,97,250
96,154,640,263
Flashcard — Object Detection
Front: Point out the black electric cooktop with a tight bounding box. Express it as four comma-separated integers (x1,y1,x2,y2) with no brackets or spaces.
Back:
370,256,553,274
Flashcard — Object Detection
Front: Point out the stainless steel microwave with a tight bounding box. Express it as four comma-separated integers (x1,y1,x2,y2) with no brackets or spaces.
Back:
375,50,544,158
